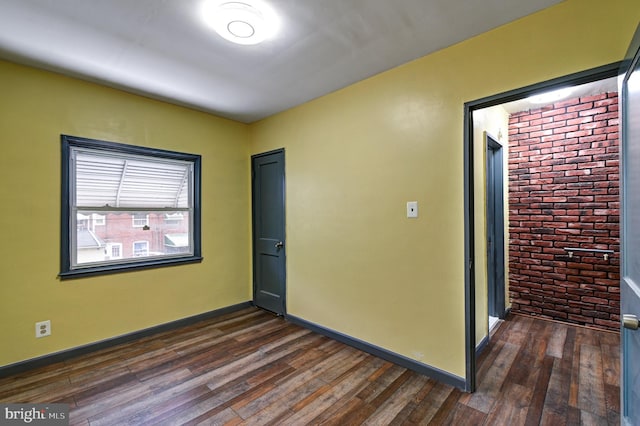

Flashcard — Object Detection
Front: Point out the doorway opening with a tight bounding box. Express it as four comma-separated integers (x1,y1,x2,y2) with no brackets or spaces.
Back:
463,62,621,392
486,133,506,328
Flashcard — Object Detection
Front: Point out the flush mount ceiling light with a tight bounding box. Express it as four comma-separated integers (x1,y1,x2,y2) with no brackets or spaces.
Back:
528,87,574,104
202,0,279,45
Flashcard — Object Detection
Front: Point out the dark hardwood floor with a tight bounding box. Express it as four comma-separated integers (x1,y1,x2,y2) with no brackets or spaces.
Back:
0,308,620,425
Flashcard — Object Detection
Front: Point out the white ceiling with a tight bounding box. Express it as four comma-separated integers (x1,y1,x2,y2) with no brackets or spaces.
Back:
0,0,564,123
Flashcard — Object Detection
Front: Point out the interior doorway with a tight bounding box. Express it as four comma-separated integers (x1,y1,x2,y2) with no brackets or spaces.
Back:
463,62,621,392
486,133,505,329
477,74,620,334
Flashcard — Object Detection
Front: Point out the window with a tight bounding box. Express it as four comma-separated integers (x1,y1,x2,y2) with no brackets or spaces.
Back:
107,243,122,259
60,135,202,279
164,212,184,224
132,213,149,228
133,241,149,257
92,214,105,226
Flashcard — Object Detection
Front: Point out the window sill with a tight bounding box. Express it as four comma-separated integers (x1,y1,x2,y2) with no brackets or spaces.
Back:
59,256,203,280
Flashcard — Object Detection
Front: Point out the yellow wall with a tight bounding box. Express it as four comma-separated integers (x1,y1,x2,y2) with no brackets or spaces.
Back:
250,0,640,377
0,60,251,367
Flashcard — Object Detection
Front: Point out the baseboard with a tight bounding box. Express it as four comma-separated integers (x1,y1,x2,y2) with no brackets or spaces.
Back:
475,335,489,356
501,307,511,320
0,301,253,378
286,314,466,390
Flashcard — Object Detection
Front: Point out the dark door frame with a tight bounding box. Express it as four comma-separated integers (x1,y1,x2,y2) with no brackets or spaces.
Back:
463,62,621,392
251,148,287,316
486,133,506,320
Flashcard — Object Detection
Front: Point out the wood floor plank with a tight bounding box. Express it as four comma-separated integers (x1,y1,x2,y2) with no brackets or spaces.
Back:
465,341,520,413
546,322,568,358
361,374,428,425
237,377,326,424
564,405,581,424
131,385,215,426
506,314,534,346
285,339,341,370
474,338,505,381
385,376,435,425
356,363,406,403
580,409,609,426
0,308,620,425
601,341,620,387
577,343,607,418
405,381,455,424
276,360,389,425
444,402,487,425
189,406,242,426
300,356,393,425
427,386,463,424
567,329,581,409
540,358,570,425
485,382,532,425
604,383,620,414
524,354,554,426
540,407,567,426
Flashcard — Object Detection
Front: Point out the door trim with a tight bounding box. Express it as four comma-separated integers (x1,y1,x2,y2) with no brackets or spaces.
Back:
251,148,287,315
486,133,506,320
463,61,622,392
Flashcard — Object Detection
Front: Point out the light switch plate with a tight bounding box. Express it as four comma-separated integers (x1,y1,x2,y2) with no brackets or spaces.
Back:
407,201,418,218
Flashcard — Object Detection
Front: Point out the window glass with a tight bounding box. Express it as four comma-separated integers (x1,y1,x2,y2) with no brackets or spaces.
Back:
60,135,202,278
132,213,149,228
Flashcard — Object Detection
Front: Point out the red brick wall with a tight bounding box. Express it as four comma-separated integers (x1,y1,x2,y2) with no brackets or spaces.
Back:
508,92,620,331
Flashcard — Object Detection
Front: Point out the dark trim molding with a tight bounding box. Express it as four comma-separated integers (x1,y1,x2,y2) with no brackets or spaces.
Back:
464,62,622,111
59,134,203,280
286,314,466,390
462,61,622,393
0,301,252,378
463,98,476,393
475,335,489,356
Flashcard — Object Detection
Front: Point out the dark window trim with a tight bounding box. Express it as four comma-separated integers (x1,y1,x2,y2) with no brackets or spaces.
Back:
59,134,202,280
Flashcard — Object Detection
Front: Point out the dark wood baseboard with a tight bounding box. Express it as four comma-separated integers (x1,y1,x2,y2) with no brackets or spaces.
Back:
0,301,252,378
286,314,466,390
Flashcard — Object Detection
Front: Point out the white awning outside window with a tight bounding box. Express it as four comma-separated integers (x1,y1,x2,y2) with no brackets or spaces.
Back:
74,150,191,208
164,233,189,247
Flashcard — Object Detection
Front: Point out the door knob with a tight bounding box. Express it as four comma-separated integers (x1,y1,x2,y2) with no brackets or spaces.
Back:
623,314,639,330
275,241,284,249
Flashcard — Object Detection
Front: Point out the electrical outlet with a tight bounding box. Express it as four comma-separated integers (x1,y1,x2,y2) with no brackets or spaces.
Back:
35,320,51,338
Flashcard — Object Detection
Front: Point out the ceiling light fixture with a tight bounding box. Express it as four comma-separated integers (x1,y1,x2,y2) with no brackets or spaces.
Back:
202,0,279,45
528,87,574,104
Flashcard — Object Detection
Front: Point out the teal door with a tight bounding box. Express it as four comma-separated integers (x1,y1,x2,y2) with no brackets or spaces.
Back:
252,150,286,315
621,24,640,426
